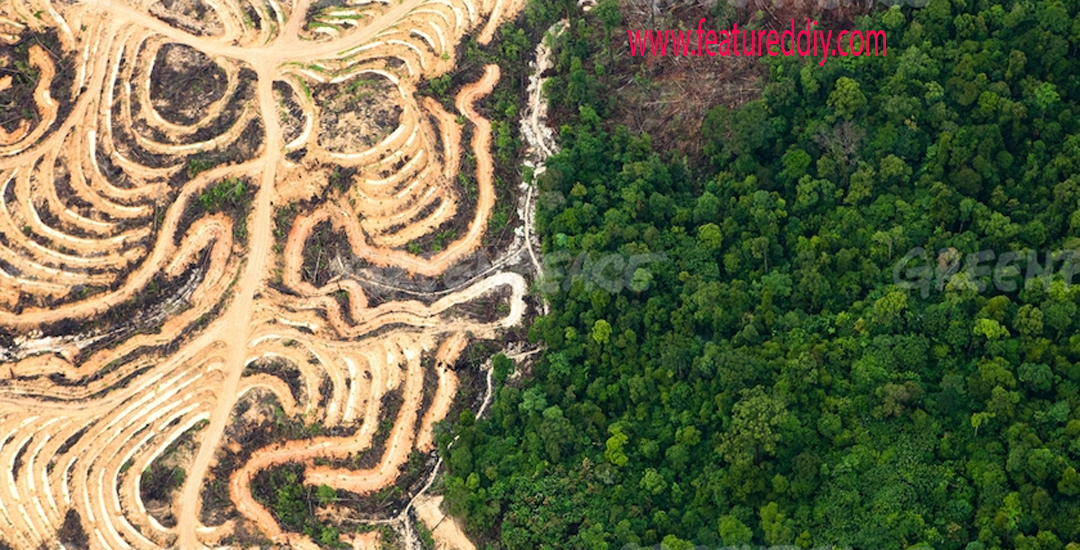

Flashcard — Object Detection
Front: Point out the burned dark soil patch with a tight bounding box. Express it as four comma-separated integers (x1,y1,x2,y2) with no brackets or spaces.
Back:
0,30,76,136
443,286,511,324
200,389,285,527
300,220,352,288
200,388,358,527
274,80,305,146
149,44,227,125
250,461,346,544
113,44,259,174
140,419,205,529
25,250,207,360
57,509,89,550
315,450,434,520
245,356,305,405
314,73,401,154
149,0,225,37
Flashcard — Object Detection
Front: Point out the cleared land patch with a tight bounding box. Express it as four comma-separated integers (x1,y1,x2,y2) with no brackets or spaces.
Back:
0,0,538,547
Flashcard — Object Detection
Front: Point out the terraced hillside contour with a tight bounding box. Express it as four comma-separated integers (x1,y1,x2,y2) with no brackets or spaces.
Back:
0,0,532,546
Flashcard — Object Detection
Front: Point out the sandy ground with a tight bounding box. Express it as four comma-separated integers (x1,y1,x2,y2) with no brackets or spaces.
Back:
414,495,477,550
0,0,541,546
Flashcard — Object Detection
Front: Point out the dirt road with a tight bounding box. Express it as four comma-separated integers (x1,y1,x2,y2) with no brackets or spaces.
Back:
175,66,283,548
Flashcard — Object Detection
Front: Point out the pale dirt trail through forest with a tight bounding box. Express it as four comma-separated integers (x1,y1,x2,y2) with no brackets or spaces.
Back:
0,0,540,545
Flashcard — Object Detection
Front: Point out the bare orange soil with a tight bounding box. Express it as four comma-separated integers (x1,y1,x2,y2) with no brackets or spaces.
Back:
414,495,477,550
0,0,536,546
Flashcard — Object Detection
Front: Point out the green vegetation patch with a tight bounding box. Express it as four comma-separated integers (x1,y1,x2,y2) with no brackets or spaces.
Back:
196,176,253,241
251,463,347,548
440,0,1080,549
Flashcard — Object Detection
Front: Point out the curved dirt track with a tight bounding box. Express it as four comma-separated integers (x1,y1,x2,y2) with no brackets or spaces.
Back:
0,0,534,546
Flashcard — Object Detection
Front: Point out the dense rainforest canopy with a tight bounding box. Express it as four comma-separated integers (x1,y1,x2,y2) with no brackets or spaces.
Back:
439,0,1080,548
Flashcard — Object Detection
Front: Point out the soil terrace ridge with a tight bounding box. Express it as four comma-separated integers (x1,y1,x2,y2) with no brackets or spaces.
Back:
0,0,533,546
